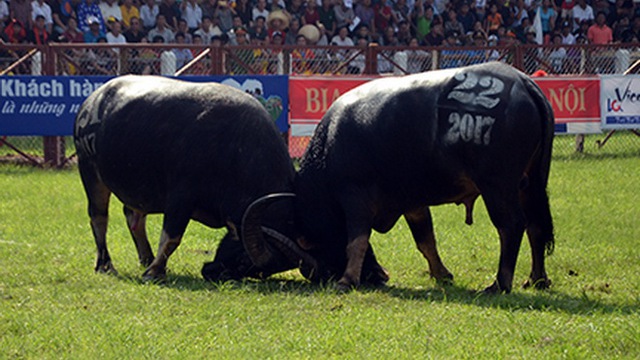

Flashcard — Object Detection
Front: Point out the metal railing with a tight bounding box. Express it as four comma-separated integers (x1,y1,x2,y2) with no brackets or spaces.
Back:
1,42,640,166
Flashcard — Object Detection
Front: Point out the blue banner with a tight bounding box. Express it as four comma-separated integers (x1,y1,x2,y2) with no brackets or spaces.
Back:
0,75,289,136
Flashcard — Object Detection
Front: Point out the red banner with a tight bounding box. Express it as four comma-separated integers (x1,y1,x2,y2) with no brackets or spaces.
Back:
288,76,601,156
533,77,600,124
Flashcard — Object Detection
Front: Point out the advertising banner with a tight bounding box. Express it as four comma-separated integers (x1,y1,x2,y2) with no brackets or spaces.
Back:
0,75,289,136
600,75,640,130
534,77,601,134
289,76,374,136
289,76,602,137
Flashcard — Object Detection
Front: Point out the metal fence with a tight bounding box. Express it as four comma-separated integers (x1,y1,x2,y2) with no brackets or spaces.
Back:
1,42,640,166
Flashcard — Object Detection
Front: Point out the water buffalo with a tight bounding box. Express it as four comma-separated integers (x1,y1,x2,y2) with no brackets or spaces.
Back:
74,75,298,281
241,62,555,293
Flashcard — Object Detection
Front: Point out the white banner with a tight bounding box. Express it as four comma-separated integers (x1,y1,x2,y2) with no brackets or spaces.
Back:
600,75,640,130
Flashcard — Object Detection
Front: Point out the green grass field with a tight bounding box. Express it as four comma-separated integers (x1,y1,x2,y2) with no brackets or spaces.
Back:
0,135,638,359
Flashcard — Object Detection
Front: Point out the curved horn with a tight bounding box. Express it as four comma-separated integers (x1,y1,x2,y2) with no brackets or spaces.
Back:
260,226,319,269
241,193,300,268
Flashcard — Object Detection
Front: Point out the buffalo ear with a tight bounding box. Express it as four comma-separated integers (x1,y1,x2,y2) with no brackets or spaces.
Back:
226,220,240,241
296,236,315,250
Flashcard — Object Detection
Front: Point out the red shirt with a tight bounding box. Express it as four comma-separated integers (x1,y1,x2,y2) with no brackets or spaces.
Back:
587,24,612,45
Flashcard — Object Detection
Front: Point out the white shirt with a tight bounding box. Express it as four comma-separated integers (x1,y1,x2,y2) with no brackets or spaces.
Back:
252,7,269,21
31,0,53,25
99,2,123,22
0,1,9,22
182,2,203,29
106,31,126,54
330,35,354,46
561,32,576,45
572,5,594,26
140,4,159,28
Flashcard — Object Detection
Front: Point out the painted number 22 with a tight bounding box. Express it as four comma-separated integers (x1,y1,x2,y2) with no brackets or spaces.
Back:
445,112,496,145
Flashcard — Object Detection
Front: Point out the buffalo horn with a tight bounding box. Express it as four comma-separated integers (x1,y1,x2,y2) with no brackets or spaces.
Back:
242,193,315,269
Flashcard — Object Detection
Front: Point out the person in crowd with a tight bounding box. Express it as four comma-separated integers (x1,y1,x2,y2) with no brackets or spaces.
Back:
588,11,613,44
83,15,105,42
445,9,465,37
0,0,10,32
49,0,75,37
119,0,139,29
100,0,122,24
31,0,53,33
3,18,27,43
291,33,316,74
287,0,305,22
284,16,300,44
124,16,146,42
214,1,235,34
319,0,336,37
331,24,353,46
548,33,567,73
334,0,355,31
225,15,243,44
474,0,487,22
27,13,49,43
249,15,268,42
572,0,594,30
78,0,106,33
148,13,174,43
355,0,375,34
457,2,477,34
414,5,438,43
176,19,193,43
172,31,193,68
484,3,503,35
253,0,269,22
391,0,411,26
9,0,32,32
194,15,221,44
536,0,557,36
106,18,126,47
159,0,180,30
373,0,392,37
139,0,159,31
424,21,444,45
181,0,202,32
200,0,217,20
396,19,412,45
235,0,253,26
560,20,576,44
85,36,117,74
302,0,319,26
233,26,248,45
60,17,84,42
379,25,398,45
510,0,528,29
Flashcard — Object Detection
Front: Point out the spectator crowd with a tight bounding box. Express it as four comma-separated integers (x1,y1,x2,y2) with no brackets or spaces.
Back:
1,0,639,74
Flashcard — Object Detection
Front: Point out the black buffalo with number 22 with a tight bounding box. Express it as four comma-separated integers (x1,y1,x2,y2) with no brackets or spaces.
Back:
241,61,556,293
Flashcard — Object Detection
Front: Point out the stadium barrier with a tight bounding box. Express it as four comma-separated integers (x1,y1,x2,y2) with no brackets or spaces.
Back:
1,42,640,166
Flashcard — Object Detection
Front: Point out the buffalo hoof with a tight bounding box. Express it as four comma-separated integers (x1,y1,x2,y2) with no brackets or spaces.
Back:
433,271,454,285
201,262,239,282
95,261,118,275
523,277,551,290
482,281,511,294
142,267,166,283
361,265,390,286
335,281,355,293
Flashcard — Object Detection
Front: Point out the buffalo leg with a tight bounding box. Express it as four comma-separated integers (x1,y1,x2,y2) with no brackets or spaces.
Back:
78,161,115,274
142,196,193,281
521,180,554,289
338,231,371,290
482,188,527,294
123,206,154,267
405,208,453,282
361,245,390,285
